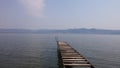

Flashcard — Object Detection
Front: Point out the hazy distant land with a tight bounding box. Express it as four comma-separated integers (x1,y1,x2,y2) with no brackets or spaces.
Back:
0,28,120,34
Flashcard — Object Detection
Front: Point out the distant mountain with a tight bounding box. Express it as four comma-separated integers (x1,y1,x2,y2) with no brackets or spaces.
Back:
0,29,33,33
66,28,120,34
0,28,120,34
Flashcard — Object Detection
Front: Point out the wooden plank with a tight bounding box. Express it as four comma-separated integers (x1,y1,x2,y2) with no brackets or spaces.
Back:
62,55,82,57
63,59,86,61
61,54,82,57
64,64,91,67
61,51,75,52
62,57,84,59
61,52,79,54
60,50,76,52
63,60,88,63
61,54,81,56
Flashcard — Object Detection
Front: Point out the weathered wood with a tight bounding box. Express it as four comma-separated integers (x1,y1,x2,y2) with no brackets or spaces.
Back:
63,60,88,63
57,41,95,68
62,57,84,59
64,64,91,67
61,53,79,55
63,59,86,61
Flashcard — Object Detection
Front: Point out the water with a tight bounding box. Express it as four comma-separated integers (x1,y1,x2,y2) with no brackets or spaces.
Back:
0,33,120,68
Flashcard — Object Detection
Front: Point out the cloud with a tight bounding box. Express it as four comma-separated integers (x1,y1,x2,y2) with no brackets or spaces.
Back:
20,0,45,17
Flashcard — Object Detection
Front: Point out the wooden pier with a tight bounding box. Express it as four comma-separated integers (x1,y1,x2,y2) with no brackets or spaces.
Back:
57,41,94,68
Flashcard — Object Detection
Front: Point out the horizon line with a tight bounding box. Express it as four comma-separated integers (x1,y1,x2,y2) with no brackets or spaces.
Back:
0,28,120,30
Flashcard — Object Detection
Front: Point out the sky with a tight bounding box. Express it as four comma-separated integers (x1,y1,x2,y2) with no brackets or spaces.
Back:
0,0,120,30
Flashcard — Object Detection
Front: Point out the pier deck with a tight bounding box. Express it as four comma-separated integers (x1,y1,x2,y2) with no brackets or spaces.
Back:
57,41,94,68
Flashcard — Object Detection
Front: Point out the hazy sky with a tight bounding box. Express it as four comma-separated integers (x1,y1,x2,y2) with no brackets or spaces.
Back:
0,0,120,29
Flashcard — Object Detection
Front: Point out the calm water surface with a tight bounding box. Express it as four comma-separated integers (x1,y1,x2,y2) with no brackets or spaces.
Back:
0,33,120,68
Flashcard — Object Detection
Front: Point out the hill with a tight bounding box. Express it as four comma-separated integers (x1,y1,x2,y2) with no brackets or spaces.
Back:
0,28,120,34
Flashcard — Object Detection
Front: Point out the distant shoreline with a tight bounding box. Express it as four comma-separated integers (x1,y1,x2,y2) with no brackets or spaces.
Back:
0,28,120,34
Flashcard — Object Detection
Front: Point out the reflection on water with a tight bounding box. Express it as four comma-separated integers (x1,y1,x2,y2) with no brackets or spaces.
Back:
0,33,120,68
